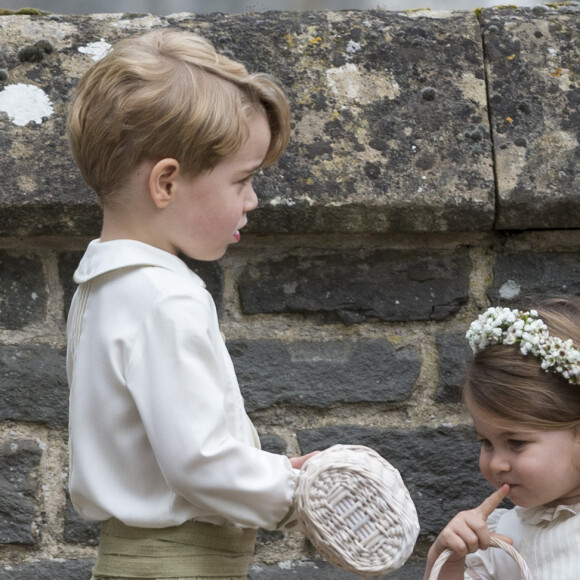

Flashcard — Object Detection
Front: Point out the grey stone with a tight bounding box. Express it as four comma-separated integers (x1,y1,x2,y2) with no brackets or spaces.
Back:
297,425,504,535
0,250,47,330
482,7,580,229
249,558,425,579
0,345,68,426
58,250,84,318
230,339,421,412
0,11,493,236
259,433,288,455
63,493,99,546
0,440,41,545
0,559,93,579
238,249,470,322
488,251,580,305
180,256,224,316
436,331,473,403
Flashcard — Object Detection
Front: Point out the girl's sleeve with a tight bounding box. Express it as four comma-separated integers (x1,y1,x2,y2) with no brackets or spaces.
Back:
125,288,297,530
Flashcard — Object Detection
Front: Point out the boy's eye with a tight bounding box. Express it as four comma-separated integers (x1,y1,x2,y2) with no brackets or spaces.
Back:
508,439,527,449
477,438,492,449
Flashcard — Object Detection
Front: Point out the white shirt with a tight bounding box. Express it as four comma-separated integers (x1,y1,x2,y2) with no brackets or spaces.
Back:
67,239,297,530
465,503,580,579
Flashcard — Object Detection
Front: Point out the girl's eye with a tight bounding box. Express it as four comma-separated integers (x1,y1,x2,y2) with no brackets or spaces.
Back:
508,439,527,449
478,438,493,450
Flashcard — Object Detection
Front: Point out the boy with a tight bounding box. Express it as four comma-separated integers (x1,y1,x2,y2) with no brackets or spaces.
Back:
67,29,312,579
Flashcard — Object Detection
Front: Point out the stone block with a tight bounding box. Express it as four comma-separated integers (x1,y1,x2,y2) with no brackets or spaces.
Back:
488,250,580,305
0,559,93,579
0,250,47,330
0,11,493,236
482,6,580,229
0,440,41,545
230,339,421,412
435,330,473,403
249,558,425,579
238,249,470,323
57,251,84,317
297,425,502,535
63,493,99,546
0,345,68,426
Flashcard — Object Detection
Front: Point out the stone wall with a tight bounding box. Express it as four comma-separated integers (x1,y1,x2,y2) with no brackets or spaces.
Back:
0,5,578,579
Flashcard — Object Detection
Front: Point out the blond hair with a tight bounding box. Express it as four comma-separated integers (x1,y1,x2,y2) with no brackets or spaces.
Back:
463,297,580,430
67,29,290,201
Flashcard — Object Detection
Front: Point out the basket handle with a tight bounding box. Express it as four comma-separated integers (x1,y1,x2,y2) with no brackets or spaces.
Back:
428,537,533,580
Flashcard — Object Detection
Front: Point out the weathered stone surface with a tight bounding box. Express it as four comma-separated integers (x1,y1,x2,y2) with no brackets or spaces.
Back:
297,426,501,535
230,339,420,411
249,558,425,579
63,493,99,546
436,330,473,403
238,248,470,322
0,10,494,236
482,5,580,229
0,344,68,426
0,250,47,329
0,439,41,545
0,559,93,579
488,250,580,305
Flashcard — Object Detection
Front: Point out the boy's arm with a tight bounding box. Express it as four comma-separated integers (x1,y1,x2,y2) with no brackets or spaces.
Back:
423,485,511,580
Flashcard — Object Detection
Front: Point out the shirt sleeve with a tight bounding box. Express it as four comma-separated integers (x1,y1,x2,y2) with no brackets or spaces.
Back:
125,287,297,530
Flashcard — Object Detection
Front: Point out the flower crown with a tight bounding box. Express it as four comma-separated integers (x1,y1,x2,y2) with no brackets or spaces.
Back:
466,306,580,385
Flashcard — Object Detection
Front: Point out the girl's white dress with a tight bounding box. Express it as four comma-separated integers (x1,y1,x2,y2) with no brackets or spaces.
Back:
465,502,580,579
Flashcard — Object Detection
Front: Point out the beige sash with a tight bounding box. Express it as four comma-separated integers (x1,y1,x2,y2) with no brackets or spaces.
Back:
93,518,257,578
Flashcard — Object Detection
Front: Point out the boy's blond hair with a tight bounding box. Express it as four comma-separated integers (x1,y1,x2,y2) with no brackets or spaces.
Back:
67,29,291,201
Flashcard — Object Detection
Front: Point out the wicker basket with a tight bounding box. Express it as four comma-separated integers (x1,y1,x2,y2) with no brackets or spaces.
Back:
295,444,420,578
428,537,534,580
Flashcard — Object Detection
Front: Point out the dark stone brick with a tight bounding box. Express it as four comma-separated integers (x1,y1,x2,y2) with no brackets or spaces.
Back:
0,440,41,545
238,249,470,323
435,331,473,403
63,493,99,546
0,251,47,330
249,558,425,579
297,425,500,535
57,251,84,317
259,434,288,455
0,345,68,427
0,559,93,579
230,339,421,412
180,256,225,316
488,251,580,305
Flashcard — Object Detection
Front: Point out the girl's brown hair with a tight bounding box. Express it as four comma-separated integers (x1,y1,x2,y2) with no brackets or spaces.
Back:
463,297,580,430
67,29,290,202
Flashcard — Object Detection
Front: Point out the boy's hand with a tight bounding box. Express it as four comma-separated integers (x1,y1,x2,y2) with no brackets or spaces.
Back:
290,451,319,469
423,484,512,580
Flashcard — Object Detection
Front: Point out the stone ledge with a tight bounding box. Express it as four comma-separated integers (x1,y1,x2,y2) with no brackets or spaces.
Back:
0,6,577,236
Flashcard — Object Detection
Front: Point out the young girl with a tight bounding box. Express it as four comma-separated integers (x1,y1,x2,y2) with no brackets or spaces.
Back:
424,297,580,580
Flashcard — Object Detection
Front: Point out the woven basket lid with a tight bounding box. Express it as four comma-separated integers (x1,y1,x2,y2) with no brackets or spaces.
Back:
295,444,420,578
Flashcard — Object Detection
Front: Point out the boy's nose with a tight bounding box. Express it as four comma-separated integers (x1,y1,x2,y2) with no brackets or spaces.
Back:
245,187,258,212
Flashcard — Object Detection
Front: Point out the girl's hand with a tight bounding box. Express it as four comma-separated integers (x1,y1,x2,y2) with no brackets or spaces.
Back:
423,484,512,580
290,451,319,469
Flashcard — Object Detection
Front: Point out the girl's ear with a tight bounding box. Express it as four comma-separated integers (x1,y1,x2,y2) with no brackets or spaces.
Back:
149,158,180,209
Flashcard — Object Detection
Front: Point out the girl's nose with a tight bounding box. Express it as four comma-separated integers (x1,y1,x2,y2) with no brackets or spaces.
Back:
488,450,511,473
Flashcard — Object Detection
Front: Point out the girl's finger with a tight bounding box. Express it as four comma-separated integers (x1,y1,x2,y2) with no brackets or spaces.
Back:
476,484,510,518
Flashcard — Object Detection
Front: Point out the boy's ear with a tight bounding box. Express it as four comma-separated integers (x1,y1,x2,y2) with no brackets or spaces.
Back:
149,158,180,209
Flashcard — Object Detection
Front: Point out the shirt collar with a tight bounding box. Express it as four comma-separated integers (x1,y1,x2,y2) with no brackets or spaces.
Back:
517,502,580,524
74,239,202,285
